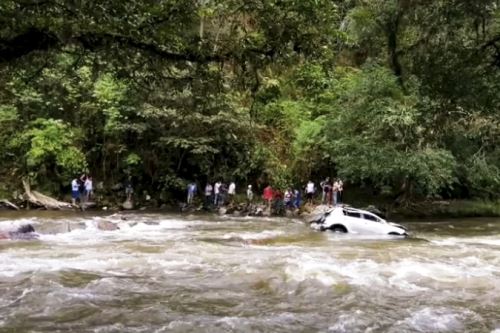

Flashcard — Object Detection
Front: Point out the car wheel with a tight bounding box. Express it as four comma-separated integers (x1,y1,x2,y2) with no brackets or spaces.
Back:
331,225,347,233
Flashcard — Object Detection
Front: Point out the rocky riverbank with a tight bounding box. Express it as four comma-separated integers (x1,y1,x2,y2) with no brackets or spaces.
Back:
1,186,499,219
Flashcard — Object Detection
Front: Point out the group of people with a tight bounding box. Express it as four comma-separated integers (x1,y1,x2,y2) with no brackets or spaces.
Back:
71,174,93,205
186,177,344,210
319,177,344,205
187,181,239,208
262,185,302,211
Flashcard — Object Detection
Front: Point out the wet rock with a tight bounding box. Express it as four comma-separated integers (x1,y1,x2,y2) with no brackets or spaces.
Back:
81,201,97,210
218,207,227,215
97,220,119,231
303,204,334,223
262,208,271,217
253,206,264,217
225,205,237,214
122,200,134,210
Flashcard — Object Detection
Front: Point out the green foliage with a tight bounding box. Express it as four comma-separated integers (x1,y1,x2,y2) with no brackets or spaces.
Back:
319,66,456,198
11,119,86,179
0,0,498,205
464,155,500,198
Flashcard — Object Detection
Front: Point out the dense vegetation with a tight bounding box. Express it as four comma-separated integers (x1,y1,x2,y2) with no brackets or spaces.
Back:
0,0,499,205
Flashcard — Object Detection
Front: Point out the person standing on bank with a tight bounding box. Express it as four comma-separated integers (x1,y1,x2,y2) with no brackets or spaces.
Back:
214,181,221,206
246,185,253,204
84,176,93,201
305,180,315,205
332,179,340,206
204,182,213,208
71,177,80,205
293,188,302,209
79,173,87,202
320,177,330,204
337,179,344,204
187,182,197,205
124,177,133,201
228,181,236,203
263,185,273,210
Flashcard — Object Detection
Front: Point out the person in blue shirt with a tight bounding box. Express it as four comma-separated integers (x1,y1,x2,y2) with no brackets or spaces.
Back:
293,188,302,209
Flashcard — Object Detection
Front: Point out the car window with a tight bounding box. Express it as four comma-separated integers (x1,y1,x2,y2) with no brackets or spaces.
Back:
362,214,380,222
345,211,361,218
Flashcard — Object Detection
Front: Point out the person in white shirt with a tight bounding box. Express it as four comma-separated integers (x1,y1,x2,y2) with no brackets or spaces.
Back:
228,182,236,203
214,181,221,206
71,177,80,205
337,179,344,204
84,176,93,201
305,181,315,205
333,180,339,206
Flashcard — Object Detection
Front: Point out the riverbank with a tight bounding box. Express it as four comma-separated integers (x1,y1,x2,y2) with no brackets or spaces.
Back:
1,193,499,220
1,182,500,218
391,200,500,219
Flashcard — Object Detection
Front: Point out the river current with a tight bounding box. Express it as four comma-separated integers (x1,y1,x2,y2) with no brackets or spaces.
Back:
0,211,499,333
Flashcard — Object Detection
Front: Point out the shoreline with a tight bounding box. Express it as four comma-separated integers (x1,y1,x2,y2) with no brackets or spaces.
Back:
1,199,499,219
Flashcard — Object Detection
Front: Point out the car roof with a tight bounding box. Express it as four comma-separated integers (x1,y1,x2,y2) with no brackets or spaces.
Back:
336,206,385,220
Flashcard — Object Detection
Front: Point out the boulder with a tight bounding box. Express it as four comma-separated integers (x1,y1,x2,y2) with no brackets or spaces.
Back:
225,205,237,214
81,201,97,210
97,220,119,231
303,204,333,223
122,200,134,210
262,207,271,217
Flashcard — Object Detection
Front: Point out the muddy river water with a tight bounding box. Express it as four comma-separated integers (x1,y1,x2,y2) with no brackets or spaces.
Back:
0,211,499,332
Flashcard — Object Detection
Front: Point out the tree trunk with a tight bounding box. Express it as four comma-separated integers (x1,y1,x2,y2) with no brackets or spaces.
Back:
23,179,75,210
387,6,403,85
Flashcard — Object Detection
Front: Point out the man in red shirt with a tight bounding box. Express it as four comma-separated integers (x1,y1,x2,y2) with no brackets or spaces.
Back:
263,185,274,210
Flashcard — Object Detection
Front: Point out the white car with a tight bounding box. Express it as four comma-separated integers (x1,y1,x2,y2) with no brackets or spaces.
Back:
310,206,408,236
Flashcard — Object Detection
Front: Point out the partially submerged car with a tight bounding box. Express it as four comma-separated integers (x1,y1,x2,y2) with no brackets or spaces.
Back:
310,206,408,236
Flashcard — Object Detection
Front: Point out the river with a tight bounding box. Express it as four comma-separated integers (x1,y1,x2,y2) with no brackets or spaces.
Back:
0,211,499,333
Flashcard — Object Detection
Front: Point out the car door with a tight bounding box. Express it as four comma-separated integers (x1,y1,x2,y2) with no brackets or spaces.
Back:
361,213,387,234
343,210,367,233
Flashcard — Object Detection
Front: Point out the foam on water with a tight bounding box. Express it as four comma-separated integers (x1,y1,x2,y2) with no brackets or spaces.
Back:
283,250,500,293
392,307,481,332
0,218,40,232
1,212,499,332
221,230,284,240
431,236,500,247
